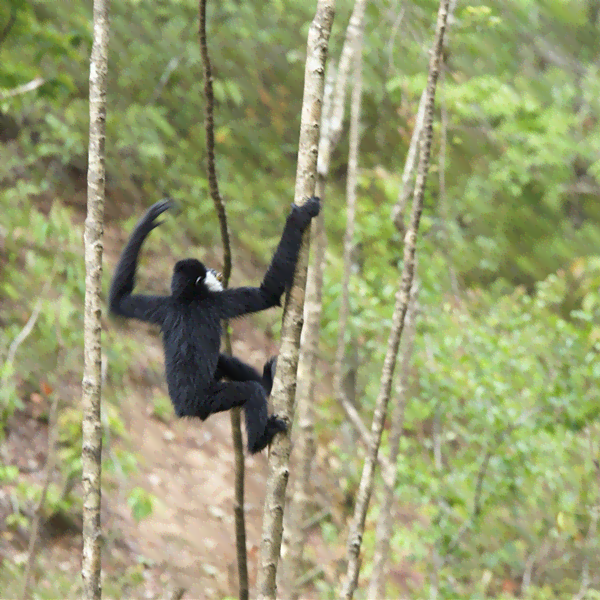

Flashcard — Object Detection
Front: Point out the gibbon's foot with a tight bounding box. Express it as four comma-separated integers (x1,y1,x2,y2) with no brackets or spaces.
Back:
262,356,278,396
249,415,287,454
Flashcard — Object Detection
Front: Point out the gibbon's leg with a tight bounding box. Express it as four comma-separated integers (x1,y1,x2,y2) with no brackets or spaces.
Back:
215,354,262,383
199,380,285,453
251,414,287,454
215,353,277,395
262,356,277,396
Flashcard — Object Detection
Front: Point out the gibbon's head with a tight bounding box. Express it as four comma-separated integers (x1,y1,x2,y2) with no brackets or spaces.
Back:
172,258,223,299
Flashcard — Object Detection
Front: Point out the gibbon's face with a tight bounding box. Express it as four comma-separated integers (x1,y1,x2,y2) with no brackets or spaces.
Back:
202,268,224,292
172,258,223,297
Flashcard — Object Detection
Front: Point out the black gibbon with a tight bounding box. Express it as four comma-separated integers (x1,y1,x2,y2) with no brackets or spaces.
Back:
109,197,320,453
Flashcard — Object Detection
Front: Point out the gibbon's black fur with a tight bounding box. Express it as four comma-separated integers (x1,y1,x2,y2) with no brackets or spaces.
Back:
108,197,320,453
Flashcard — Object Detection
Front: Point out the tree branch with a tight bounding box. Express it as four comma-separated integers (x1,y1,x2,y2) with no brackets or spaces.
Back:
0,78,45,101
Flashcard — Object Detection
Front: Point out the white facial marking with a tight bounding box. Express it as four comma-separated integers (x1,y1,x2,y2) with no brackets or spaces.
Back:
205,269,223,292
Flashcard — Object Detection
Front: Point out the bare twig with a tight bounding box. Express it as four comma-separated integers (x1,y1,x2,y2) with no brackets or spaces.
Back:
3,269,55,370
20,393,60,600
386,6,406,75
198,2,245,598
280,221,323,600
150,56,183,103
440,407,543,564
295,565,325,588
0,78,45,100
302,506,331,530
166,587,186,600
82,0,110,597
521,539,551,595
198,0,231,286
340,2,451,597
282,64,337,600
256,3,336,599
317,0,362,177
338,393,394,486
437,0,460,302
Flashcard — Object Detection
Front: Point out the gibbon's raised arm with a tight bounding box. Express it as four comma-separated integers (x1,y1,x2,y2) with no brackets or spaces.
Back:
108,199,173,325
217,197,320,320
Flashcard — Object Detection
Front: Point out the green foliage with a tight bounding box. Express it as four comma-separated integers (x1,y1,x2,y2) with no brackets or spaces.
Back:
151,392,173,423
127,486,155,522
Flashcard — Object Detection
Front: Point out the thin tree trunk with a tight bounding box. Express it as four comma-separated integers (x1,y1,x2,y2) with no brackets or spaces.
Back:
256,2,335,599
334,2,365,453
281,0,366,591
82,0,110,597
198,2,246,598
366,283,419,598
279,69,332,600
279,213,324,600
339,1,451,597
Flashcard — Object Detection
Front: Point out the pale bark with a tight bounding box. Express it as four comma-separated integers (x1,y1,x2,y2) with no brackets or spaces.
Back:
82,0,110,597
334,4,365,424
0,77,45,100
391,88,426,232
281,1,366,592
317,0,367,176
279,63,333,600
279,215,323,600
366,283,419,599
256,2,336,599
339,1,451,597
198,2,246,598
